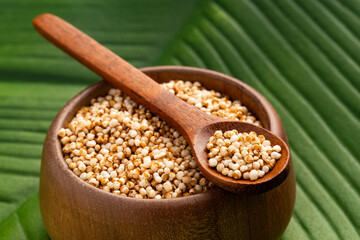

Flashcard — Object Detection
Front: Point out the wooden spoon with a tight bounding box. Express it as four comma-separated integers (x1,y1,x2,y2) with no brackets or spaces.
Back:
33,13,290,194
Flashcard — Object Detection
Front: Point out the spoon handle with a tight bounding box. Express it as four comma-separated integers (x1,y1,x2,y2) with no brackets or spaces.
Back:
33,13,214,140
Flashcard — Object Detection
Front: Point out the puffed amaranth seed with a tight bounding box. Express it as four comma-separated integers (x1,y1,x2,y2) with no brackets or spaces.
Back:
59,81,262,198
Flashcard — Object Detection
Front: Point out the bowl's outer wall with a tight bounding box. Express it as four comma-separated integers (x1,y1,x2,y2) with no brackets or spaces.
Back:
40,66,295,240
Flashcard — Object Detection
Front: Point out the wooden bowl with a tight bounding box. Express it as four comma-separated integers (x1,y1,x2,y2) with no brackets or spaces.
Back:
41,66,296,240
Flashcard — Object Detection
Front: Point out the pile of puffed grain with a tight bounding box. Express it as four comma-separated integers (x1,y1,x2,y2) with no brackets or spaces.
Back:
58,80,262,199
207,130,282,181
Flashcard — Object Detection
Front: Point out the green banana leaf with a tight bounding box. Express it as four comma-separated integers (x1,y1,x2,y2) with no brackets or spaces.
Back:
0,0,359,239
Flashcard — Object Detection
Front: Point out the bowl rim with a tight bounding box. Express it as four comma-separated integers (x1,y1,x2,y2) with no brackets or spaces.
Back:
43,65,287,203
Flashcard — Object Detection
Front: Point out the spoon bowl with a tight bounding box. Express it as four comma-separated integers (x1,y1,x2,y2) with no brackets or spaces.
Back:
192,121,290,194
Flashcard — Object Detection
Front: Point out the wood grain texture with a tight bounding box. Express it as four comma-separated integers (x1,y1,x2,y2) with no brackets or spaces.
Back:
41,66,295,240
33,13,290,194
